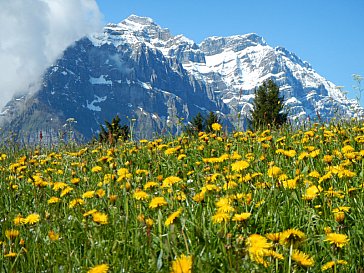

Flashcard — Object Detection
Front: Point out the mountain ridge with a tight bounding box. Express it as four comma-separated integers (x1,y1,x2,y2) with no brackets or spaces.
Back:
1,15,362,143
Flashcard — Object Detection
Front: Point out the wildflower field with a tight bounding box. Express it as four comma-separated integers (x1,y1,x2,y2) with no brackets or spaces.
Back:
1,121,364,272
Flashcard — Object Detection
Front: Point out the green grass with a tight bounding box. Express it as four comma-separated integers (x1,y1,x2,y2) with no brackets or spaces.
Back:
1,120,364,272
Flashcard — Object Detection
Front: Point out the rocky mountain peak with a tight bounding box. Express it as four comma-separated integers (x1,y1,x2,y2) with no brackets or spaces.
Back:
124,14,154,25
119,14,172,42
200,33,267,55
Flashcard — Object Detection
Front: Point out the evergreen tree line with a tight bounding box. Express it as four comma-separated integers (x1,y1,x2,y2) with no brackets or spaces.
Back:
97,79,286,144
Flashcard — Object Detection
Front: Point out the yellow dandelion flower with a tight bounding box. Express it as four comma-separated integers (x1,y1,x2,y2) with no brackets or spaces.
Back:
283,178,297,189
162,176,182,188
135,169,149,176
217,153,229,162
92,212,108,225
266,250,284,260
5,229,19,240
149,197,168,209
69,198,85,208
87,263,109,273
324,233,349,248
355,136,364,143
48,230,60,241
82,191,95,199
323,155,333,163
217,204,235,213
231,160,250,172
321,260,347,271
175,191,186,201
109,195,117,202
133,190,149,201
267,166,281,177
212,212,230,224
211,123,222,131
283,150,296,157
232,212,251,222
91,166,102,173
342,145,355,153
255,199,265,208
177,154,187,160
137,214,145,222
333,206,350,212
204,184,219,192
323,226,332,234
13,214,25,225
96,189,105,198
24,213,40,225
278,173,288,181
333,211,345,222
171,254,192,273
120,181,131,191
230,151,242,160
309,149,320,158
83,209,98,217
223,181,238,190
291,249,314,267
247,234,273,252
308,170,321,178
103,174,115,184
48,196,60,204
319,172,333,183
279,229,305,246
145,218,154,227
4,252,17,258
302,185,322,200
117,168,131,181
304,130,315,137
60,187,73,197
53,182,68,191
265,232,280,242
338,169,356,178
324,188,345,198
144,181,159,190
298,151,309,160
215,197,230,207
192,191,205,202
165,208,183,226
71,177,81,184
246,234,273,267
165,147,179,155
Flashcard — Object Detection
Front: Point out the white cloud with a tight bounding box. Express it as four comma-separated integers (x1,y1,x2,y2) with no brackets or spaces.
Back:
0,0,102,109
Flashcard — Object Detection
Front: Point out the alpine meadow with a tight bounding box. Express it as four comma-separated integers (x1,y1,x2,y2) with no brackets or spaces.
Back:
1,119,364,272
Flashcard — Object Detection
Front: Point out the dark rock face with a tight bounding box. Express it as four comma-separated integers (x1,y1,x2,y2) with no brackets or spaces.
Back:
1,35,222,142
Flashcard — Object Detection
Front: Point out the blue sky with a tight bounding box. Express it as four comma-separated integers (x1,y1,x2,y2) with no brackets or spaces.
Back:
96,0,364,104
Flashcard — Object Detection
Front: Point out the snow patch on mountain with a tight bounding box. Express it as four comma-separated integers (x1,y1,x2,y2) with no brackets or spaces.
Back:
89,75,112,85
86,95,107,111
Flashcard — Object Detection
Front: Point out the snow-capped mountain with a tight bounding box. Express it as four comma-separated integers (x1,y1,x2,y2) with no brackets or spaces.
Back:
1,15,362,142
95,15,362,123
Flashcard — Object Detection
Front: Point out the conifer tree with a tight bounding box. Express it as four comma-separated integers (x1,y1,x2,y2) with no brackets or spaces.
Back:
251,79,287,130
184,111,222,136
205,111,220,133
184,112,204,136
99,115,129,144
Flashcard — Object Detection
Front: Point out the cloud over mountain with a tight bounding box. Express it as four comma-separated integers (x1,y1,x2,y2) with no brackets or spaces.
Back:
0,0,102,109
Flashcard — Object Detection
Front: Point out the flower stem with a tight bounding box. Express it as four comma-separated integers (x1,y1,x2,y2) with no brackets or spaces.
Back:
288,242,293,273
